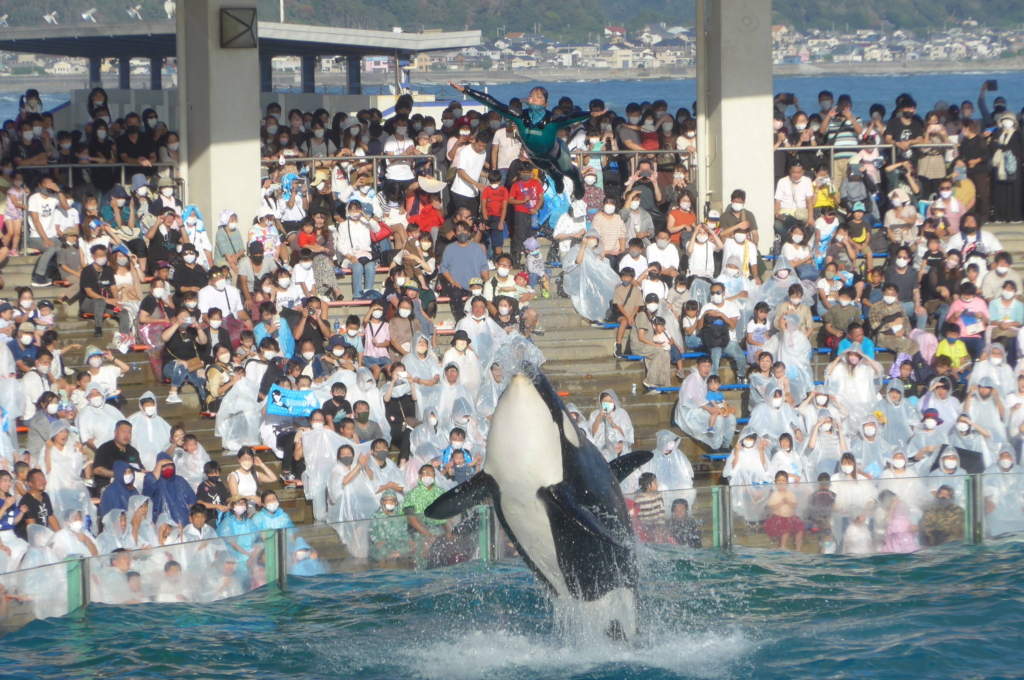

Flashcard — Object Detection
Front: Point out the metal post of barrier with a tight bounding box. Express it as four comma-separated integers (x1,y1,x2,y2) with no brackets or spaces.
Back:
65,557,87,613
276,529,288,591
711,486,721,549
476,505,491,563
967,475,984,545
721,485,733,550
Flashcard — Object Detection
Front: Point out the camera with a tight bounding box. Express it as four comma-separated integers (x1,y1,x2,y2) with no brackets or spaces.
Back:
308,307,316,316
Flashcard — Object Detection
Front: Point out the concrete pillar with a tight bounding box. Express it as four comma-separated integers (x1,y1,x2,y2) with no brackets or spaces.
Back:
301,54,316,94
260,52,273,93
176,0,262,241
118,56,131,89
150,57,163,90
696,0,774,254
88,57,103,88
346,54,362,95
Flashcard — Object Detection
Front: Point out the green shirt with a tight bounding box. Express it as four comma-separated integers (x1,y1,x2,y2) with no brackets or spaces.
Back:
402,482,445,525
369,509,412,561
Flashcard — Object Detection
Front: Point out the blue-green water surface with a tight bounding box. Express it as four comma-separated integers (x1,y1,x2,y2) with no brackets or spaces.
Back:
3,539,1024,679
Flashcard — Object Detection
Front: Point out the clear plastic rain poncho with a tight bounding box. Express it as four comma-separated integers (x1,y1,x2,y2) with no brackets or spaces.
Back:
126,495,159,551
450,397,487,453
51,509,98,561
42,423,94,527
404,333,443,419
174,443,213,492
149,511,188,573
128,391,173,471
404,441,454,492
75,382,124,449
311,367,359,408
831,461,878,521
19,524,67,620
673,368,737,450
718,256,757,336
182,521,222,573
927,446,967,496
878,452,931,525
635,430,696,512
565,403,594,445
407,408,449,458
766,434,810,484
966,377,1010,450
917,378,962,436
587,390,635,459
846,415,891,479
876,379,918,449
0,373,23,455
747,382,805,445
215,375,263,453
456,317,507,373
798,387,847,437
348,367,389,438
215,511,257,575
807,411,844,477
750,254,815,315
723,427,772,521
747,367,776,410
440,345,484,397
197,551,245,603
761,314,815,403
968,343,1016,398
300,427,351,523
476,362,504,420
948,416,997,470
824,343,881,428
327,455,380,559
982,450,1024,537
369,452,406,503
431,364,477,430
906,419,950,472
96,509,130,554
561,231,620,322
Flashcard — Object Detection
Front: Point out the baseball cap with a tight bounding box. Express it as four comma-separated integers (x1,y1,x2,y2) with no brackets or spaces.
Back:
707,210,721,221
17,322,33,334
248,242,265,255
155,260,171,270
852,201,866,213
468,278,484,288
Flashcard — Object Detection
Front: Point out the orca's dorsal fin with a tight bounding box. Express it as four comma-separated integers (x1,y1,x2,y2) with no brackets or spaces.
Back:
424,472,496,520
608,450,654,483
540,483,624,548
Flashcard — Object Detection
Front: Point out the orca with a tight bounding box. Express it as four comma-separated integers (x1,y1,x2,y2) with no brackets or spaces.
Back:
425,371,652,640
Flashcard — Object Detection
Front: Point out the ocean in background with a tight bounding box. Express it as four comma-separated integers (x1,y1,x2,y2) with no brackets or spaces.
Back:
2,70,1022,124
3,540,1024,679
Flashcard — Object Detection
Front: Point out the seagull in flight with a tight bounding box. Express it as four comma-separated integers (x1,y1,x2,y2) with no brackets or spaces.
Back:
0,15,9,28
43,12,58,25
81,8,98,22
126,5,143,20
164,0,176,19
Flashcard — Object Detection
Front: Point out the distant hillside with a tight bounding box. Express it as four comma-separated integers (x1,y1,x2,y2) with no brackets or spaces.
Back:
0,0,1020,45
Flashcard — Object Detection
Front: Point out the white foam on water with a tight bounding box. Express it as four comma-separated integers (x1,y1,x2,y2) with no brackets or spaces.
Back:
398,626,752,680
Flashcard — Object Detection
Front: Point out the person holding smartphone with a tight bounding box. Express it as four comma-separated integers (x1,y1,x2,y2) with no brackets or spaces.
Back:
160,308,209,406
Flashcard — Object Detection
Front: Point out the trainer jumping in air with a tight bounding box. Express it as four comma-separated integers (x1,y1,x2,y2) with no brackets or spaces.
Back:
450,81,597,199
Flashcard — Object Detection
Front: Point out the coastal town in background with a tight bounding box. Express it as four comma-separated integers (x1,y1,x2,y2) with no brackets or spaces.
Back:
4,18,1024,91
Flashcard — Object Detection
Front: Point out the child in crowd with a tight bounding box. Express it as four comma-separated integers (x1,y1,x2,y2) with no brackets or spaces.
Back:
897,360,921,401
812,166,839,218
634,472,665,542
745,301,770,365
860,266,885,317
818,528,837,555
513,271,535,305
936,324,970,376
681,300,703,351
651,316,685,377
480,169,508,257
807,473,836,533
816,261,843,317
619,237,648,275
236,330,257,363
704,375,734,433
4,171,26,255
764,471,804,551
294,248,316,298
33,300,56,332
522,237,550,299
666,275,690,320
69,371,92,411
771,361,792,403
445,449,477,484
13,461,29,496
344,315,365,355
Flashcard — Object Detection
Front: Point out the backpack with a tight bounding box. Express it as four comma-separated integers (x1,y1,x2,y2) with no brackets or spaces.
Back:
701,314,732,349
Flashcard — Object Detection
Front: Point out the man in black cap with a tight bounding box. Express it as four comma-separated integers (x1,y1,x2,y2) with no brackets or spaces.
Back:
80,243,133,338
145,206,181,275
172,243,208,306
237,241,278,311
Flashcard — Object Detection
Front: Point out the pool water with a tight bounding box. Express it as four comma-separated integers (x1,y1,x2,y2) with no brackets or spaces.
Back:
3,538,1024,679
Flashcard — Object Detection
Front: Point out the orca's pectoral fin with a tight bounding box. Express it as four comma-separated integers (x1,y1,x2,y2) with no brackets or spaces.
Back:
540,483,623,548
424,472,496,520
608,451,654,483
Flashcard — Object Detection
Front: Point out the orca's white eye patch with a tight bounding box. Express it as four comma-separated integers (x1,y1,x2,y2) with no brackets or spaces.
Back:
562,410,579,447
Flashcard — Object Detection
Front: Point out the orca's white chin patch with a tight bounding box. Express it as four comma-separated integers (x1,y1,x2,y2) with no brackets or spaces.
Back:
551,587,638,643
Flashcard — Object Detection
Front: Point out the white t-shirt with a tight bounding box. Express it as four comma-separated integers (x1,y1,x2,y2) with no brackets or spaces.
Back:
451,146,487,199
28,192,60,239
688,242,717,278
293,263,316,292
90,364,124,396
646,242,680,271
698,300,741,342
746,319,769,338
53,207,80,238
491,128,522,170
198,284,245,317
640,278,668,301
383,135,415,181
618,253,648,276
774,175,814,212
781,243,811,263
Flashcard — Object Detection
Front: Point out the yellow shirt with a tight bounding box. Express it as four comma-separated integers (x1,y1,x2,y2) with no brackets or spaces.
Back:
936,339,969,368
813,183,839,209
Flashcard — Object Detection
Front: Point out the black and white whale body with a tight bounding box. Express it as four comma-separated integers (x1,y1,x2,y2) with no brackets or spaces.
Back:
425,371,652,640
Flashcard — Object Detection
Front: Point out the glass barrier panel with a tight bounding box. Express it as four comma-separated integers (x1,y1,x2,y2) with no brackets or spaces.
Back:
287,505,489,575
728,474,972,554
85,528,267,606
0,561,70,632
623,486,714,549
980,471,1024,540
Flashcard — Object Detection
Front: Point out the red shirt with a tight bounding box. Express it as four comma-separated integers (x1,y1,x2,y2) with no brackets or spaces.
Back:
509,179,543,214
481,185,508,219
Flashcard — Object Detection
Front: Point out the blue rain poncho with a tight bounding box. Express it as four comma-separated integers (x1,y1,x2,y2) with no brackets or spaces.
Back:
98,460,141,519
143,452,198,527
